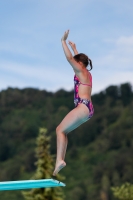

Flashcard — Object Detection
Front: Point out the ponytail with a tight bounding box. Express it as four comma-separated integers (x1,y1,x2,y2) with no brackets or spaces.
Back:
88,58,93,71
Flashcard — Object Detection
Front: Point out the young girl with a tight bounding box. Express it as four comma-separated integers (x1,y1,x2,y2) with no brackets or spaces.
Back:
53,30,94,176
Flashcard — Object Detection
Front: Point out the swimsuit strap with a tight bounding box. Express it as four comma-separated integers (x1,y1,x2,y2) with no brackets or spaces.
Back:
80,82,92,87
74,72,92,87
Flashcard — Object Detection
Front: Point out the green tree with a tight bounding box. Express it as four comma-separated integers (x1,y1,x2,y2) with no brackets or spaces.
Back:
22,128,65,200
106,85,118,99
100,175,110,200
120,83,132,106
111,183,133,200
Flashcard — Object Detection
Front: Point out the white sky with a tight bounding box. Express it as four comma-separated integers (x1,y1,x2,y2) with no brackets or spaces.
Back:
0,0,133,94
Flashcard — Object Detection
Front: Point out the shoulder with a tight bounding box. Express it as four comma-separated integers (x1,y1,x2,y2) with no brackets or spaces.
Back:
75,68,86,79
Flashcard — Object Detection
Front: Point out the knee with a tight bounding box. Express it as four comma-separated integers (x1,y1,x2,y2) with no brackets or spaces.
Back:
56,125,65,135
56,125,61,134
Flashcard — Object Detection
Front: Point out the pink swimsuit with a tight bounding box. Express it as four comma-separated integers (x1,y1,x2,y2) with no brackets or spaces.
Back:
74,72,94,119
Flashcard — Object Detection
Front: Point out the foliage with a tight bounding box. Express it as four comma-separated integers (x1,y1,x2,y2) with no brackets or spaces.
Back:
22,128,65,200
111,183,133,200
0,82,133,200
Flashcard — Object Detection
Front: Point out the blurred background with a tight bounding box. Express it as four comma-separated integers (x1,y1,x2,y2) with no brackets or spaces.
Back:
0,1,133,200
0,0,133,94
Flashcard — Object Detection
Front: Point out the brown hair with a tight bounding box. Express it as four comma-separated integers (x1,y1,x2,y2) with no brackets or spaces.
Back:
73,53,93,71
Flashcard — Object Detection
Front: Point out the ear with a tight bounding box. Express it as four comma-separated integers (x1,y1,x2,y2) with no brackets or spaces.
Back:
79,61,84,67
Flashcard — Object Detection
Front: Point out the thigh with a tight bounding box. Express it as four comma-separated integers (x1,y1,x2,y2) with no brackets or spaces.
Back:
57,103,90,134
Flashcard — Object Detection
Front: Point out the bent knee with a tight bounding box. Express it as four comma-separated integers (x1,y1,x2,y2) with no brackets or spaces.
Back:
56,125,66,135
56,125,59,133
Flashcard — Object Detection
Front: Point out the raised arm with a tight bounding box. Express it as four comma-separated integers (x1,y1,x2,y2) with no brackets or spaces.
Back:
68,40,78,55
61,30,82,73
61,30,73,60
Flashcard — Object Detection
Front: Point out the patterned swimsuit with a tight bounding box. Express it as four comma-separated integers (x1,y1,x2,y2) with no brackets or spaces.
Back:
74,72,94,119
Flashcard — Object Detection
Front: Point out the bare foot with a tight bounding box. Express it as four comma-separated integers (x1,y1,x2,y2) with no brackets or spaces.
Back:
53,160,66,176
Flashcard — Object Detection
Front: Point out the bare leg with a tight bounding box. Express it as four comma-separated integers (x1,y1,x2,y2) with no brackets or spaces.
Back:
53,104,89,176
63,135,68,160
53,130,67,176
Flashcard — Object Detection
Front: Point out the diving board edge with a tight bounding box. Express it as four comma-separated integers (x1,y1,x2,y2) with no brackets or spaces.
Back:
0,179,66,191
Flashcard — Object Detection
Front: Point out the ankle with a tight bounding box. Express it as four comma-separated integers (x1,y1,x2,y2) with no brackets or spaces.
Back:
56,159,64,163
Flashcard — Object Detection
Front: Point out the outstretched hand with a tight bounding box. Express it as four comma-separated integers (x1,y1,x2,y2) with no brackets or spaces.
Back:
68,40,76,50
61,30,69,41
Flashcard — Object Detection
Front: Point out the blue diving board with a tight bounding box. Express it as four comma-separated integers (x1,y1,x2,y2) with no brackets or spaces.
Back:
0,179,66,191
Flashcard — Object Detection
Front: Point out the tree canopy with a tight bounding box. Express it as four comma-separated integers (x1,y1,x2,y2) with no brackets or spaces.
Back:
0,82,133,200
